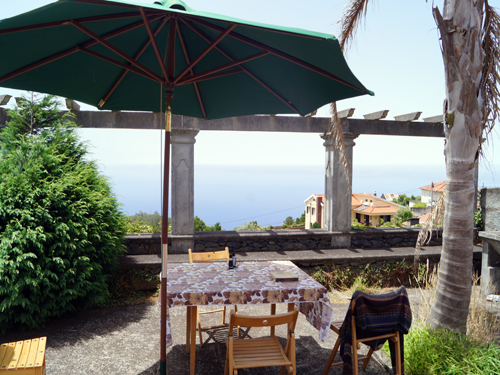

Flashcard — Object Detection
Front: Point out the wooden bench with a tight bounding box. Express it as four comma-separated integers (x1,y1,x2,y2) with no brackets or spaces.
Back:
0,337,46,375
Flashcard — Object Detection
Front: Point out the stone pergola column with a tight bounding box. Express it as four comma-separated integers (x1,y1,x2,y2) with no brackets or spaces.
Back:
170,128,199,254
322,132,359,248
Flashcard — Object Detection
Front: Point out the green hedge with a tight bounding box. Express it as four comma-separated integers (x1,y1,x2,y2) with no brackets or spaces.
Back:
0,95,126,331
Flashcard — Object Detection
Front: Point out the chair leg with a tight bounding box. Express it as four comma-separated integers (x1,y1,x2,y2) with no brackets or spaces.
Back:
234,305,241,339
351,317,359,375
224,338,229,375
361,348,374,370
271,304,276,336
197,309,203,347
186,307,191,354
394,332,401,375
322,336,340,375
222,306,226,324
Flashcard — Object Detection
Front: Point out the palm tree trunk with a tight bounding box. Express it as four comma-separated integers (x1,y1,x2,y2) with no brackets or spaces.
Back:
428,0,484,333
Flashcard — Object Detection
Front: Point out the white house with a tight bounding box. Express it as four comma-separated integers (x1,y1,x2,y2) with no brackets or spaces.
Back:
420,181,445,207
304,194,324,229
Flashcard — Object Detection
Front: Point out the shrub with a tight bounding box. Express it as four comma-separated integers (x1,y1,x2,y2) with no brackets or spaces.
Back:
413,202,427,208
0,95,126,331
126,218,161,234
312,222,321,229
194,216,222,231
351,218,367,230
395,207,413,225
233,221,269,231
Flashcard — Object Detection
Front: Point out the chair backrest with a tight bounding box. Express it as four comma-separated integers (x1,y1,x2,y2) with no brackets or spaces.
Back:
350,286,412,335
188,247,229,263
228,308,299,333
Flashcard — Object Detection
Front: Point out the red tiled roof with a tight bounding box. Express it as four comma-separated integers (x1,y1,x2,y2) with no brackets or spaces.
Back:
419,212,431,223
357,205,399,215
420,181,446,192
351,195,362,207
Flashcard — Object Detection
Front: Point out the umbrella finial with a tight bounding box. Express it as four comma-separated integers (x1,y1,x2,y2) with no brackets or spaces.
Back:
154,0,192,12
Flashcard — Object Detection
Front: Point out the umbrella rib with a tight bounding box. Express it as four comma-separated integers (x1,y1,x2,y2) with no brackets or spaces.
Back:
0,12,162,36
181,19,299,114
140,8,169,85
0,15,163,85
70,20,164,83
179,68,244,85
79,47,161,82
166,18,177,84
178,51,268,85
176,23,206,118
99,16,169,108
0,47,79,84
191,18,367,94
172,22,236,85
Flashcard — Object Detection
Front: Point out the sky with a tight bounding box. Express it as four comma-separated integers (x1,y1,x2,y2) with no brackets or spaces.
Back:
1,1,499,228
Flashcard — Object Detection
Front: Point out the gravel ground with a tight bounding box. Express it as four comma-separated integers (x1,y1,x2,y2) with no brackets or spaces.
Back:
4,288,497,374
0,299,397,375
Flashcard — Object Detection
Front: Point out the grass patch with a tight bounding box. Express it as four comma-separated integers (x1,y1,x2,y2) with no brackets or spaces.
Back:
400,325,500,375
383,270,500,375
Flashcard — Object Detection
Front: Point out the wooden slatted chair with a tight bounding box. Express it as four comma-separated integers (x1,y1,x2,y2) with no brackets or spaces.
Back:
0,337,46,375
224,308,299,375
323,287,411,375
189,247,235,347
321,313,377,375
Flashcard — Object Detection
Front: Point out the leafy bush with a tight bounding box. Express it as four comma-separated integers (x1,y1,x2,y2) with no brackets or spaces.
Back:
194,216,222,231
126,218,161,234
413,202,427,208
381,221,398,228
351,218,367,230
233,221,270,231
0,95,126,331
395,207,413,225
312,222,321,229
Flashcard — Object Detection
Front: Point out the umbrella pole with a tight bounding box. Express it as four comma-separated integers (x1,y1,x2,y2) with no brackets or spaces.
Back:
160,100,172,375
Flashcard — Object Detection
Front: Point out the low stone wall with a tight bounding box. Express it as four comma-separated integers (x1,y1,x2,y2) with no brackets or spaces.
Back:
350,228,442,248
125,227,443,254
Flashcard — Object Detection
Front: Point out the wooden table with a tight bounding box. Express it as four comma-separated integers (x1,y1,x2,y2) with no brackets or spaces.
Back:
163,260,333,375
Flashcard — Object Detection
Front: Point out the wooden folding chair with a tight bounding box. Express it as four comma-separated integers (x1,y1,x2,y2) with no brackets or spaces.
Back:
224,308,299,375
189,247,234,347
323,291,407,375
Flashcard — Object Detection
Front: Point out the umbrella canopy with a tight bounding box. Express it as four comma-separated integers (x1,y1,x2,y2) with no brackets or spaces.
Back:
0,1,373,374
0,0,372,119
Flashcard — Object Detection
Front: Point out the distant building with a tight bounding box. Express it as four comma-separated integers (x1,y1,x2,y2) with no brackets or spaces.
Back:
352,193,403,227
304,194,324,229
420,181,445,207
380,193,400,202
304,192,403,229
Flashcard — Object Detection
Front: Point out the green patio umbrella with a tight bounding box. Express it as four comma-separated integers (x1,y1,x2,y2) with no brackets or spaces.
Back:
0,0,373,373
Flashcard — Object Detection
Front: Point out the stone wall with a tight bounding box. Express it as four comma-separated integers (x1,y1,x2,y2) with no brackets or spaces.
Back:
124,227,443,255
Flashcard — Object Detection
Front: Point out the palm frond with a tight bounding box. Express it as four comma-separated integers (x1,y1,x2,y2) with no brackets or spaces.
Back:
414,191,446,267
481,2,500,148
337,0,371,52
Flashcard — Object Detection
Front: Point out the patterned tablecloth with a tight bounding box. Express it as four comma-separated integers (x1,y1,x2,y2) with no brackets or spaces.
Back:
164,260,333,347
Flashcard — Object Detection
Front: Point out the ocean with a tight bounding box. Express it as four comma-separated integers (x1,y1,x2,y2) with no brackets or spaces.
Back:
100,162,498,229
